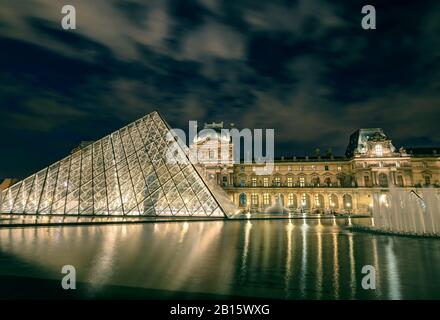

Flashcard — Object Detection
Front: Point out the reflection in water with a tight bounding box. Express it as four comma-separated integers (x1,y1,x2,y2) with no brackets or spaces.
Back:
300,220,308,297
284,221,293,298
348,232,356,299
0,218,439,299
385,239,402,300
240,221,252,280
332,232,339,299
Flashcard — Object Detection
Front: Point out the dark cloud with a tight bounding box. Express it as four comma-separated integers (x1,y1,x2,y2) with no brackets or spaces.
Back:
0,0,439,178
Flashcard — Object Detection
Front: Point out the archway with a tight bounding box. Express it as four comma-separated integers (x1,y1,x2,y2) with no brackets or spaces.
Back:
343,194,353,211
239,193,247,207
329,194,339,209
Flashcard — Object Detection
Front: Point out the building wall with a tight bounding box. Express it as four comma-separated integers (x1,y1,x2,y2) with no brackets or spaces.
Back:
190,125,440,214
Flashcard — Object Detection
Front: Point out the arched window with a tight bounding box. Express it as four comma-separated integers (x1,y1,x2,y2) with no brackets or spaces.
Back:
315,194,324,208
343,194,353,210
239,193,247,207
301,193,311,209
288,193,297,207
329,194,339,209
312,176,320,186
379,173,388,187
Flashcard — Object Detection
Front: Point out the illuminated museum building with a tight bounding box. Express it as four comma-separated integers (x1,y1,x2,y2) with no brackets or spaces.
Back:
193,125,440,214
1,113,439,216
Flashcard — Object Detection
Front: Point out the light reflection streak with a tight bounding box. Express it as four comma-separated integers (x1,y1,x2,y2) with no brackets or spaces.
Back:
316,219,323,299
240,221,252,279
385,239,402,300
332,232,339,299
299,219,308,297
348,232,356,299
284,221,293,298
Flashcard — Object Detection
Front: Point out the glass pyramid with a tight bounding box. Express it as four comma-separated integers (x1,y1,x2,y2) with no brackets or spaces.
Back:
0,112,229,217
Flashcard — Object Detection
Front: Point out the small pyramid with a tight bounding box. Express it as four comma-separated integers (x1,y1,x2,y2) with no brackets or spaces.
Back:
0,111,231,217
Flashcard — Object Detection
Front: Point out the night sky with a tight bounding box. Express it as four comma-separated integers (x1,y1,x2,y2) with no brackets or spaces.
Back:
0,0,439,179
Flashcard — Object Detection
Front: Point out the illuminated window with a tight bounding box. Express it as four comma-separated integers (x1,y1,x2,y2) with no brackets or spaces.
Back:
299,177,305,187
263,193,270,205
287,177,293,187
263,177,269,187
337,166,342,172
375,144,383,156
274,177,281,187
251,193,258,205
315,194,320,206
252,177,257,187
288,193,295,206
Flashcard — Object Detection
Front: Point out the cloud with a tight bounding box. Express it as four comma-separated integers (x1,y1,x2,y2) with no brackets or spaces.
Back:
181,22,245,61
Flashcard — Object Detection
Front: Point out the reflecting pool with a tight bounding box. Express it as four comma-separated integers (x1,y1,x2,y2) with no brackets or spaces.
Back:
0,218,439,299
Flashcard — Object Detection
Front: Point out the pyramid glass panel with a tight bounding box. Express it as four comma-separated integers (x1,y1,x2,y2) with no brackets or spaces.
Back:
1,111,236,218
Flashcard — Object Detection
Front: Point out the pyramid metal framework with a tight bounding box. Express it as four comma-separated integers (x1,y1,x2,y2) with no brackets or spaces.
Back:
0,111,229,217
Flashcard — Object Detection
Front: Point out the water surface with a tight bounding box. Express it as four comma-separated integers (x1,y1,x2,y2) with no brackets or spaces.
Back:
0,218,439,299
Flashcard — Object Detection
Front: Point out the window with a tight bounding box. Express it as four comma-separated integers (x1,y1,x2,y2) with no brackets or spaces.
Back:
325,165,329,171
239,193,247,206
240,179,246,187
375,144,383,156
396,161,400,168
209,149,215,159
288,166,292,172
288,193,295,206
324,177,331,186
299,177,305,187
240,166,245,173
379,173,388,187
312,177,320,186
364,176,370,187
311,165,316,171
301,193,310,208
343,194,353,210
422,162,428,169
274,177,281,187
315,194,320,206
329,194,339,209
337,166,342,172
263,193,270,205
222,176,228,186
263,177,269,187
397,175,404,187
424,175,431,185
300,166,304,171
287,177,293,187
251,177,257,187
251,193,258,205
275,166,279,172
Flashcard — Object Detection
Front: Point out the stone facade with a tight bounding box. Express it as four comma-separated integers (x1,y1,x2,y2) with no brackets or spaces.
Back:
192,126,440,214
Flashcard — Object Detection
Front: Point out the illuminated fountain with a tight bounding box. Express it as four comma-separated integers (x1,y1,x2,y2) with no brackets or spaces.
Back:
265,194,289,214
360,186,440,237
